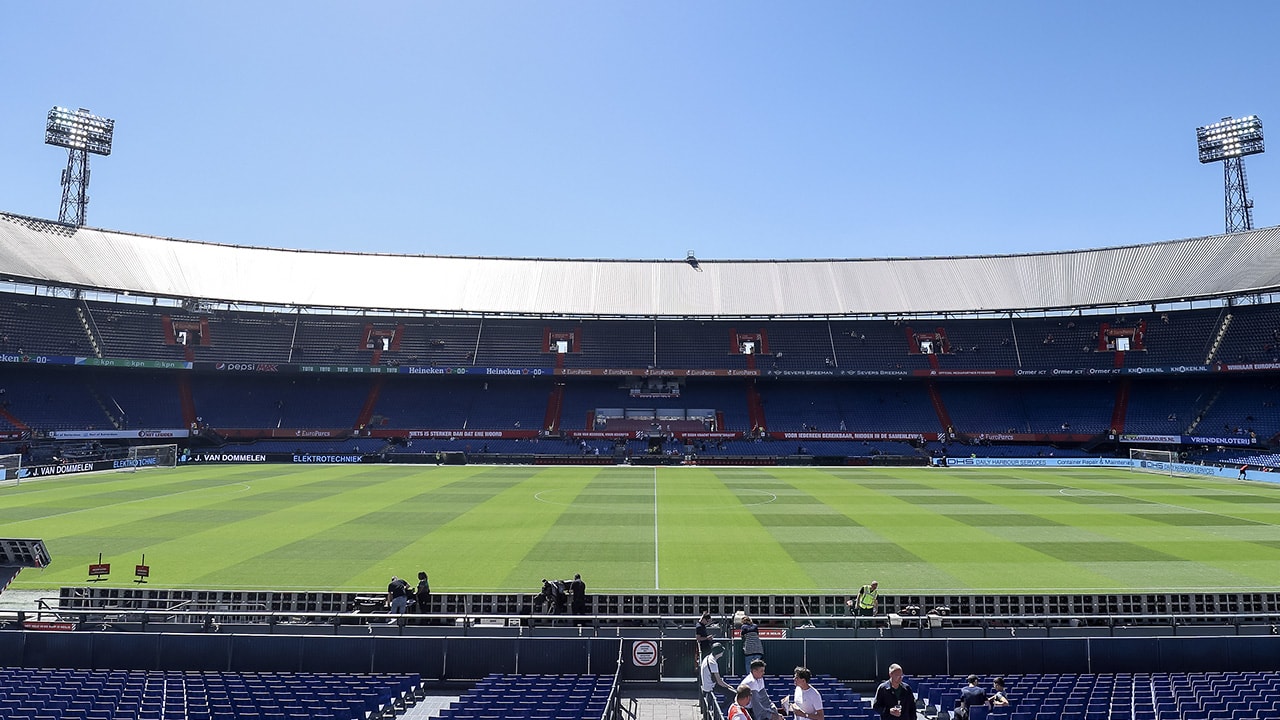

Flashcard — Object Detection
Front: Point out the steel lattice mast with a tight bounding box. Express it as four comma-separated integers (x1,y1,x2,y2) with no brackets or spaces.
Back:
45,107,114,227
1196,115,1264,233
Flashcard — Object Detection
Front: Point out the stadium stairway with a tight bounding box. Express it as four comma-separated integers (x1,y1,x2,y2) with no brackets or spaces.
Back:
1109,378,1131,434
434,673,612,720
177,373,198,428
746,381,766,431
543,382,566,434
0,405,28,431
925,381,954,436
357,376,386,430
400,697,463,719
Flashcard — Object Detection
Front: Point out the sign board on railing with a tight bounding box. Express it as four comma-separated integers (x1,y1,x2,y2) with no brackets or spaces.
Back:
631,640,658,667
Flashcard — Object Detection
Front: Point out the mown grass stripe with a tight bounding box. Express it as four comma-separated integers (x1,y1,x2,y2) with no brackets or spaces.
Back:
5,464,1280,594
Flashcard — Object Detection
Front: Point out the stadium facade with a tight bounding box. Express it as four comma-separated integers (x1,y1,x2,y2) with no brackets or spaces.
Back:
2,210,1280,466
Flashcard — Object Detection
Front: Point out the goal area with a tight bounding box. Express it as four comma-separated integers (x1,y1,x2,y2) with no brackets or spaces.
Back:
118,444,179,472
0,453,22,483
1129,448,1179,476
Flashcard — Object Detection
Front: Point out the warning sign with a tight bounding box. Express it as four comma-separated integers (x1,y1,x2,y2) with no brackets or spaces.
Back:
631,640,658,667
734,627,787,639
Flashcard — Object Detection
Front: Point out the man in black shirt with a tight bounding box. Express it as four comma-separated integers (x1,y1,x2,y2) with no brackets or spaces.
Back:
695,611,714,661
415,571,431,618
386,576,410,618
569,573,587,623
957,675,987,718
872,663,917,720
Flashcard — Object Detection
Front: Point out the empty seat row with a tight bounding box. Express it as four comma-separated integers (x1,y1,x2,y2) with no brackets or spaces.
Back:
0,668,419,720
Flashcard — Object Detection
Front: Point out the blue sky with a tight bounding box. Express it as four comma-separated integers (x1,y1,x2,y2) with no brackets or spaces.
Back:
1,2,1277,260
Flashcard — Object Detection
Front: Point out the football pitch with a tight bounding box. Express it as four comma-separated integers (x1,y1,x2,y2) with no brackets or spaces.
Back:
4,464,1280,595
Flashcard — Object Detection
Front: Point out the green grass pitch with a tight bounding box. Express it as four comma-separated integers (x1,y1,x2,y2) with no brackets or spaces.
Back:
4,464,1280,594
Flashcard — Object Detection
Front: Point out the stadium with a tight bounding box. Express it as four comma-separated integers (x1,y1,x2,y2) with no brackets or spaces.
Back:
5,205,1280,720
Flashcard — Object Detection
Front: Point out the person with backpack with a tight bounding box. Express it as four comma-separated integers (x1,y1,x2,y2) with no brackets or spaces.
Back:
699,644,735,710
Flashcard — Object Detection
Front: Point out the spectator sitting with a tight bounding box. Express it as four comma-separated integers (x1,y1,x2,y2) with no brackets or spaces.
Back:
987,677,1009,707
956,674,987,718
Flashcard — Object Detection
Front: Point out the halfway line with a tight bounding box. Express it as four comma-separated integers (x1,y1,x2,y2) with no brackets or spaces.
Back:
653,467,660,590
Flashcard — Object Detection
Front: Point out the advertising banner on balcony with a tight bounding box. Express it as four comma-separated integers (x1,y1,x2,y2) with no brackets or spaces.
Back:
49,429,190,440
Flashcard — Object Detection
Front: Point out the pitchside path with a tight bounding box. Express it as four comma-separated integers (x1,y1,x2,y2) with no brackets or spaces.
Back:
0,589,45,611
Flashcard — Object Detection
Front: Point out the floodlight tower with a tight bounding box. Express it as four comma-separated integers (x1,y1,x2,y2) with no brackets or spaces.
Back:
45,106,115,227
1196,115,1263,233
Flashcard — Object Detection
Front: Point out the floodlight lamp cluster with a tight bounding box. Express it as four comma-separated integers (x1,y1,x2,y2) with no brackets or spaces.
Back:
45,106,115,156
1196,115,1263,164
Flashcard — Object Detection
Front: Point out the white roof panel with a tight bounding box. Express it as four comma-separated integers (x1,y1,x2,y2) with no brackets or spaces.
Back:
1,212,1278,316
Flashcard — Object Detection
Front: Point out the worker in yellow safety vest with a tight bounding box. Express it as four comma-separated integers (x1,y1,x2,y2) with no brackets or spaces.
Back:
846,580,878,616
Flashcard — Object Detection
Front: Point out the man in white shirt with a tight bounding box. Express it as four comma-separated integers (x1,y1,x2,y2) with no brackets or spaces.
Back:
741,659,782,720
783,666,824,720
699,643,734,708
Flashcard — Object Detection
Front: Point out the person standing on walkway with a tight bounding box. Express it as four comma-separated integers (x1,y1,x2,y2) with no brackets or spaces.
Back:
872,663,917,720
782,666,824,720
695,611,715,661
741,659,782,720
570,573,587,622
740,613,764,666
699,644,735,709
414,571,431,619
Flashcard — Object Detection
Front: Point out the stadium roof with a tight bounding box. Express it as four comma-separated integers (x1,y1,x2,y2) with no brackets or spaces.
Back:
2,211,1279,317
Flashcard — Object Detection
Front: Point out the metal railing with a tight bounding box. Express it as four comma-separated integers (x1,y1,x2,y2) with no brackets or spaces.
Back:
3,606,1278,637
